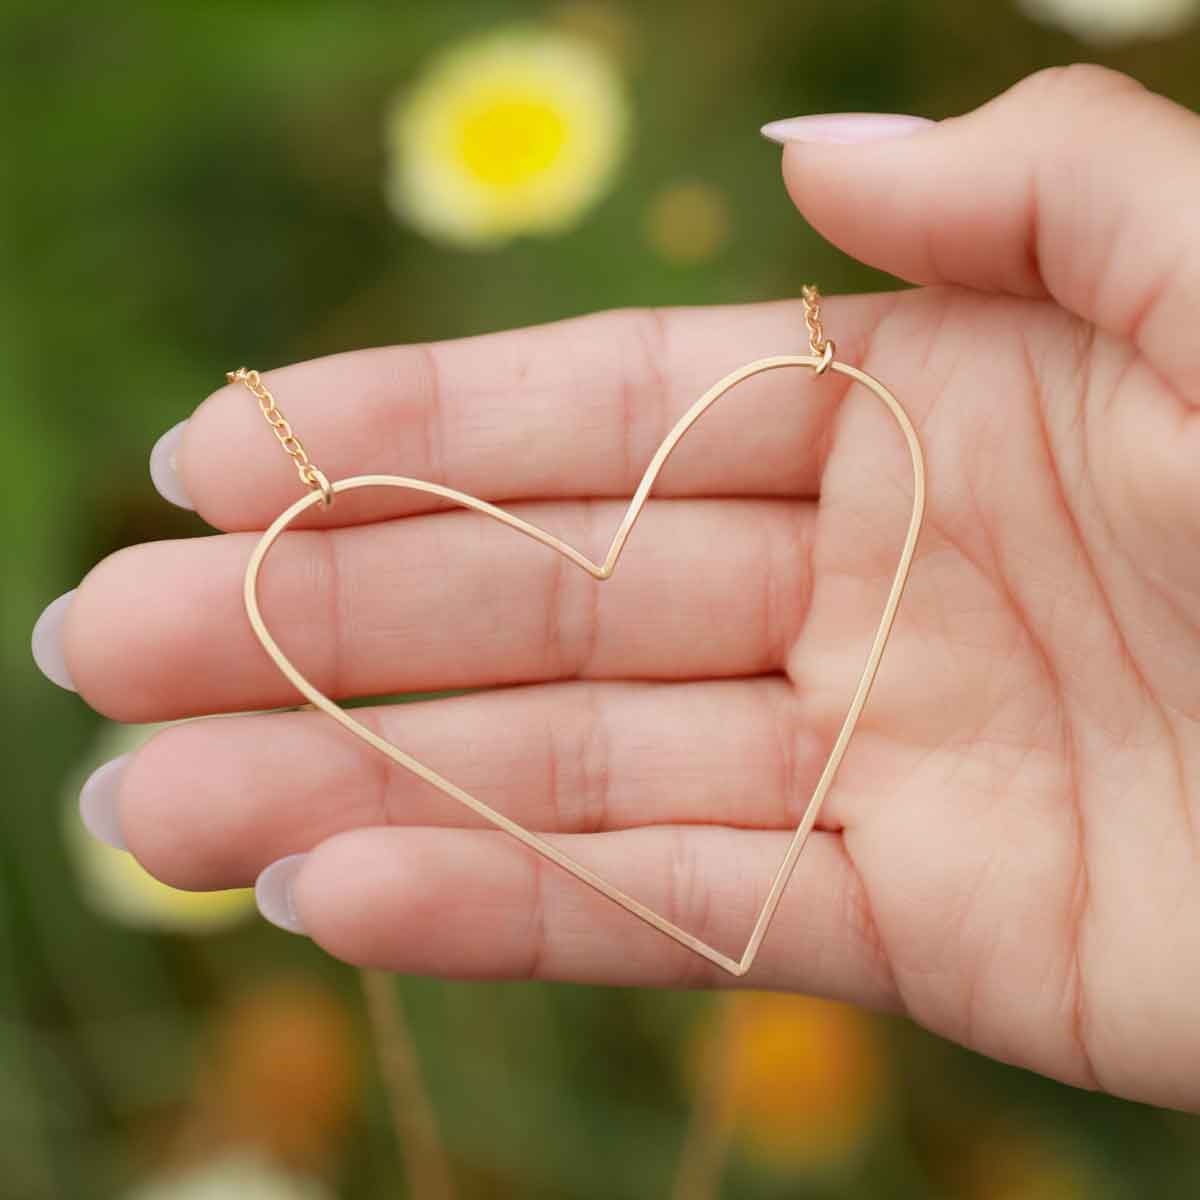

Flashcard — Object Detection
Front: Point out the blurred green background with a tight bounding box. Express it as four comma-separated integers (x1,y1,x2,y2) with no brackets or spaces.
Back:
5,2,1200,1197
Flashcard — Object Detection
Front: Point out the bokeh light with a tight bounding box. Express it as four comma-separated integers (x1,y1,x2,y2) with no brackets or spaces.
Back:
385,27,629,247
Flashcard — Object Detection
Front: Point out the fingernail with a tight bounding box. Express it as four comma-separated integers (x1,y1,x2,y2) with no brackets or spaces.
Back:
31,589,77,691
255,854,309,934
79,754,129,850
149,419,194,510
761,112,934,145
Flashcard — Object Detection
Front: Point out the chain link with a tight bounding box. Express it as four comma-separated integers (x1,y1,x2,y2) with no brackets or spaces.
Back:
801,284,828,355
230,289,832,505
226,367,334,505
801,283,836,375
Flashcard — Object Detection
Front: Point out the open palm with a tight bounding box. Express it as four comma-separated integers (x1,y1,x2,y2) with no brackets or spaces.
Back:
51,66,1200,1111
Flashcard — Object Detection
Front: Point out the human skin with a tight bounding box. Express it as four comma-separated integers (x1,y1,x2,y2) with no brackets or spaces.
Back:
37,66,1200,1111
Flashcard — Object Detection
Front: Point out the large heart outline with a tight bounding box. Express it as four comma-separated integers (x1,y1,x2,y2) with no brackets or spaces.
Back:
244,354,925,978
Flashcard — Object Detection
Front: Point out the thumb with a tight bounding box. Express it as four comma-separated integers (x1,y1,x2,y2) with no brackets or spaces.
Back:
765,65,1200,394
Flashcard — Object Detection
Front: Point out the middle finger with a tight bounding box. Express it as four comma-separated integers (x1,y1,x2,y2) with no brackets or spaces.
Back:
66,496,814,721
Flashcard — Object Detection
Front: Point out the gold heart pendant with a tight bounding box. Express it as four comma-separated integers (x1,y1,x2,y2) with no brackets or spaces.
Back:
242,352,925,978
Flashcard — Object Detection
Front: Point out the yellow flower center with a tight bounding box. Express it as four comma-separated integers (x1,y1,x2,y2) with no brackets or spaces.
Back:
456,94,569,187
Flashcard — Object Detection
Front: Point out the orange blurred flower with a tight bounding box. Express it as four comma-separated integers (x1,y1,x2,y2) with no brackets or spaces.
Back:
196,977,361,1171
693,993,888,1172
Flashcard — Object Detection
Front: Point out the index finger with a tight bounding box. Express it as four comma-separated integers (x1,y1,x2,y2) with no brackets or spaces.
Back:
170,295,894,531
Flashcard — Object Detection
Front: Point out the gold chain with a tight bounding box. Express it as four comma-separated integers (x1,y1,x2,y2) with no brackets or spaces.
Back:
801,283,836,375
231,284,831,505
800,283,829,353
226,367,334,505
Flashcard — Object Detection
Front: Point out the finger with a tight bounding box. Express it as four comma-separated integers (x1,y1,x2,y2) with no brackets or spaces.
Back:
65,498,813,721
175,296,897,530
119,678,832,890
775,66,1200,392
279,825,897,1003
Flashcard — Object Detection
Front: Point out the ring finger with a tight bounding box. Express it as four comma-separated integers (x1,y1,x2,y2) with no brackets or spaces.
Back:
65,497,814,721
111,677,831,890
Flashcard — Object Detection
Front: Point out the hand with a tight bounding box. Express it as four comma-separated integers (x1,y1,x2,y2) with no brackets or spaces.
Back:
39,65,1200,1112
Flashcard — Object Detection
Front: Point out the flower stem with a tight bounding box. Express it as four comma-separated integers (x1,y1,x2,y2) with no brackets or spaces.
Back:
671,996,734,1200
359,968,456,1200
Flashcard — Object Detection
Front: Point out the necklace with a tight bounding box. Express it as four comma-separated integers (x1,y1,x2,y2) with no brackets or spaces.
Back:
229,285,925,978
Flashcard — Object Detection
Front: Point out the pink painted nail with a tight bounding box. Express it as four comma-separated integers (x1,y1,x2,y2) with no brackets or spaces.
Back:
761,112,934,145
79,755,129,850
255,854,309,934
149,419,194,510
31,589,77,691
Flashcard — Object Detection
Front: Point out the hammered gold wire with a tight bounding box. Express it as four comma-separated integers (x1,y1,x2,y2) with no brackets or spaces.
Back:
234,287,926,979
